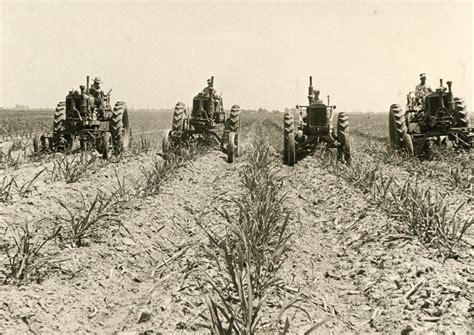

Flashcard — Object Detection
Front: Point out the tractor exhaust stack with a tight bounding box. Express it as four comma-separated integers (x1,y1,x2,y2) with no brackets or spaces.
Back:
447,81,454,110
308,76,314,103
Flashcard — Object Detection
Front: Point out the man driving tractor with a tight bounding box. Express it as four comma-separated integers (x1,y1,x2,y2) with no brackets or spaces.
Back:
415,73,432,101
311,89,322,103
201,78,215,97
88,77,106,116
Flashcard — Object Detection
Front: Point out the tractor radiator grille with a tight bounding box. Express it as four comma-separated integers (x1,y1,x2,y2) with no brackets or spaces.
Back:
66,98,84,118
192,99,210,117
307,106,327,127
426,96,450,116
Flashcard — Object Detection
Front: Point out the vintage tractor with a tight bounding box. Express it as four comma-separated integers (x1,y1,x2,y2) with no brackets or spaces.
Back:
33,76,131,159
283,76,351,166
162,76,241,163
389,79,473,156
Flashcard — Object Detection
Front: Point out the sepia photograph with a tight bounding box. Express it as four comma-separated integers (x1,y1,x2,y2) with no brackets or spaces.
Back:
0,0,472,333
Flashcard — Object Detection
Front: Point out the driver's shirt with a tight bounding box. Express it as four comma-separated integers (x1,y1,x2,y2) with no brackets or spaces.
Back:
415,83,431,97
88,87,105,109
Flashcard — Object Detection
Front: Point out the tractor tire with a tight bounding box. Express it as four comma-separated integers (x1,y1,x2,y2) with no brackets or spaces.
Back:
53,102,66,134
287,132,296,166
162,129,172,154
454,97,470,128
403,133,414,156
228,105,241,133
337,112,351,164
228,105,241,157
172,102,186,133
52,102,68,152
33,134,42,153
389,104,406,150
110,101,131,154
283,112,294,165
101,132,113,160
227,132,236,163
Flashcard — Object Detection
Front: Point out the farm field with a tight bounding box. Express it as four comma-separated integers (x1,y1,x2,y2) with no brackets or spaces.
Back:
0,108,473,334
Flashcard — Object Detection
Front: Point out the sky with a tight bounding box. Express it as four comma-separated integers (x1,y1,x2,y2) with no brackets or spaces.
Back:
0,0,472,112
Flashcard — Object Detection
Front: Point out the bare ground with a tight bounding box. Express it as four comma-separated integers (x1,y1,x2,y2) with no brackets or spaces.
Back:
0,119,472,334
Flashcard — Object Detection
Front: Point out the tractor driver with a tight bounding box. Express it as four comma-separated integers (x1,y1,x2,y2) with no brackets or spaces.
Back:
312,89,322,103
415,73,432,99
88,77,106,115
202,78,215,97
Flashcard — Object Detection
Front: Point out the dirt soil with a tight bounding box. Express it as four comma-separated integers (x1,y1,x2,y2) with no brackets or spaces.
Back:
0,119,472,334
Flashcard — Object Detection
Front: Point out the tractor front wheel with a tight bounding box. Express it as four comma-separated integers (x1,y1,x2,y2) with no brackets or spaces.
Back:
403,133,414,156
287,132,296,166
162,129,172,155
101,132,113,160
33,134,42,153
227,132,236,163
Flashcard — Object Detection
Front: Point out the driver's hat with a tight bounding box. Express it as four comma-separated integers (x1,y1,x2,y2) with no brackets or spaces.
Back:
419,73,426,79
93,77,102,84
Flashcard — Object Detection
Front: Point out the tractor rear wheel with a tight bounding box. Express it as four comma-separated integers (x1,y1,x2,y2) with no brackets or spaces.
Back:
228,105,241,157
403,133,414,156
53,102,66,134
389,104,406,150
283,112,294,165
101,132,113,159
52,102,68,151
228,105,241,132
110,101,131,154
454,97,470,128
172,102,187,133
227,132,236,163
337,112,351,164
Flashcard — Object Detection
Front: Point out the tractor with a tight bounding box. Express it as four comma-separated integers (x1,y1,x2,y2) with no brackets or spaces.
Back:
283,76,351,166
389,79,473,157
33,76,131,159
162,76,241,163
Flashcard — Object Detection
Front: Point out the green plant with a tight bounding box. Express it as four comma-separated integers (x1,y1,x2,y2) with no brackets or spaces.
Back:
140,143,203,196
0,176,15,203
17,168,45,197
324,150,472,258
2,222,60,284
57,191,120,247
200,138,293,333
375,176,473,257
49,152,99,183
